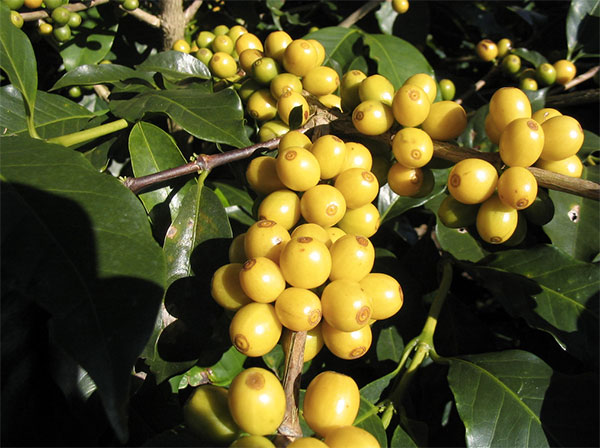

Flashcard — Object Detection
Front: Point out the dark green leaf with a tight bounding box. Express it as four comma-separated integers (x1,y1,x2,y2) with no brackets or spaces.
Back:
580,130,600,158
211,181,255,226
354,397,388,448
566,0,600,57
110,88,252,148
136,51,211,81
543,166,600,262
262,344,285,378
304,27,363,74
208,346,247,386
525,87,549,112
391,424,418,448
456,104,490,149
363,34,434,89
51,64,155,91
376,325,404,363
0,85,94,138
59,18,118,71
511,47,547,68
1,136,166,442
360,366,399,404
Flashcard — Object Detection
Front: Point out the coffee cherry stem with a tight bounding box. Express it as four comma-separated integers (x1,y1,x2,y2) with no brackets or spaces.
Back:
47,118,129,147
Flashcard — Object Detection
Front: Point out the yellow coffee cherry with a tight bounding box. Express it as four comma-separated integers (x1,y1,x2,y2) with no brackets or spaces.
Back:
519,77,538,92
211,263,252,310
209,52,238,79
279,129,312,151
229,302,282,357
352,100,394,136
341,70,367,111
437,195,479,228
184,384,241,445
499,118,545,167
488,87,532,134
392,84,430,127
326,227,347,245
291,223,331,247
310,135,347,179
405,73,437,103
359,74,395,106
252,56,280,85
359,273,403,320
258,189,301,230
244,219,291,263
540,115,584,161
258,119,290,142
553,59,576,85
229,233,246,263
324,426,380,448
447,158,498,204
239,257,286,303
341,141,373,172
283,39,319,76
321,279,372,332
322,320,372,360
496,167,538,210
246,156,286,195
303,371,360,437
300,184,347,228
247,89,278,122
334,168,379,209
235,32,264,55
476,194,519,244
227,24,248,43
276,146,321,191
211,34,234,54
172,39,191,53
264,30,292,62
279,237,332,289
484,112,501,145
476,39,498,61
228,367,285,435
287,437,328,448
275,287,322,331
307,39,326,66
387,162,424,197
392,127,433,168
212,25,229,36
421,100,468,141
239,48,264,73
196,30,216,49
536,155,583,178
329,234,375,282
532,107,562,125
237,77,261,103
270,72,303,99
497,38,512,58
303,66,340,96
277,90,310,126
281,325,324,362
230,435,275,447
392,0,409,13
318,93,342,110
337,203,380,237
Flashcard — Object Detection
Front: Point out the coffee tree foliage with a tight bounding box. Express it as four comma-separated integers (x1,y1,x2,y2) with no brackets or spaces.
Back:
1,0,598,446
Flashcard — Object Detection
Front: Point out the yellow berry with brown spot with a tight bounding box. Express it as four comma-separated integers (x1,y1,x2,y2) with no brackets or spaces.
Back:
392,84,430,127
279,237,332,289
300,184,347,228
352,100,394,136
277,90,310,126
229,303,282,357
321,319,372,360
211,263,252,310
421,101,468,141
329,234,375,282
239,257,286,303
244,219,290,264
535,155,583,178
258,189,301,230
499,118,545,167
275,287,322,331
276,146,321,192
392,127,433,168
497,167,538,210
334,168,379,209
321,279,373,332
447,158,498,204
337,203,380,237
310,135,347,179
476,194,519,244
387,162,424,197
359,273,404,320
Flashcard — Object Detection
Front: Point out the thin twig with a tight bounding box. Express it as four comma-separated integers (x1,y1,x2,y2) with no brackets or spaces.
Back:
21,0,110,21
184,0,203,24
455,64,500,105
546,88,600,108
119,5,161,28
338,0,383,28
563,65,600,91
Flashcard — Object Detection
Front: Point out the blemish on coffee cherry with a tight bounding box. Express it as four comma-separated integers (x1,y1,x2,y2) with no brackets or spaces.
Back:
234,334,250,352
450,174,461,187
285,150,297,160
245,372,265,390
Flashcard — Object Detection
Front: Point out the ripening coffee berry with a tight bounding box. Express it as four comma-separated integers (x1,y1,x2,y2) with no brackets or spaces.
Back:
497,38,512,58
321,319,372,360
324,426,380,448
287,437,329,448
211,34,234,54
277,90,310,126
275,287,322,332
340,141,373,172
308,39,326,66
291,223,330,247
258,119,289,142
476,194,519,244
228,368,285,435
227,25,248,43
329,234,375,282
239,257,286,303
230,435,275,447
499,118,545,167
276,146,321,191
392,0,409,14
488,87,532,134
405,73,437,103
519,77,538,91
359,74,395,106
439,78,456,101
539,115,584,161
497,166,538,210
476,39,498,61
447,158,498,204
359,273,403,320
300,184,347,228
536,154,583,178
303,371,360,437
421,100,467,141
283,39,318,76
281,325,324,362
387,163,424,197
279,237,332,289
340,70,367,111
211,263,252,310
337,203,380,237
247,89,278,122
334,168,379,209
352,100,394,136
246,156,286,195
235,32,264,54
252,57,280,85
536,62,557,86
318,93,342,110
309,135,347,179
196,31,216,48
532,107,562,125
210,52,238,79
553,59,576,85
392,127,434,168
258,189,301,230
303,66,340,96
196,48,214,66
230,303,282,357
264,30,292,62
172,38,191,53
279,129,312,151
321,279,372,332
229,233,246,263
392,84,430,127
244,219,290,263
501,54,521,76
437,195,479,228
270,72,303,99
239,48,264,73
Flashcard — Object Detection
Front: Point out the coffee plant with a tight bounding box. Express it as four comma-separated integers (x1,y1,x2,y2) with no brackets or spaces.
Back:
1,1,598,447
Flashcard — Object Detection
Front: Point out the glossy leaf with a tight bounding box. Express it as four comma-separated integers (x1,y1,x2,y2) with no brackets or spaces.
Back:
0,136,166,442
211,181,256,226
354,397,388,448
457,104,490,150
543,166,600,262
135,50,211,81
511,47,547,68
375,1,399,35
376,325,404,363
447,350,551,447
110,88,252,148
464,245,599,364
304,27,363,74
579,130,600,158
0,85,94,138
391,425,418,448
566,0,600,57
51,64,155,91
360,366,399,404
525,87,548,112
363,33,434,89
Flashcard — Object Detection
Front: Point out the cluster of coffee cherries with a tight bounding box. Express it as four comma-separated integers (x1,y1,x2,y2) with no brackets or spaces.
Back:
439,86,585,244
476,38,577,91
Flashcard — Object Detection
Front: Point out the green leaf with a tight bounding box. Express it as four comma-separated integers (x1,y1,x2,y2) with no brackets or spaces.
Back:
464,245,599,365
128,121,188,217
375,1,399,35
110,88,252,148
354,397,388,448
566,0,600,58
511,47,548,68
262,344,285,378
360,367,398,405
304,27,363,74
363,34,434,89
580,130,600,158
135,50,211,81
390,424,418,448
211,181,256,226
447,350,552,447
51,64,156,91
543,166,600,262
456,104,493,150
376,325,404,363
0,85,94,138
0,136,166,442
0,3,37,136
